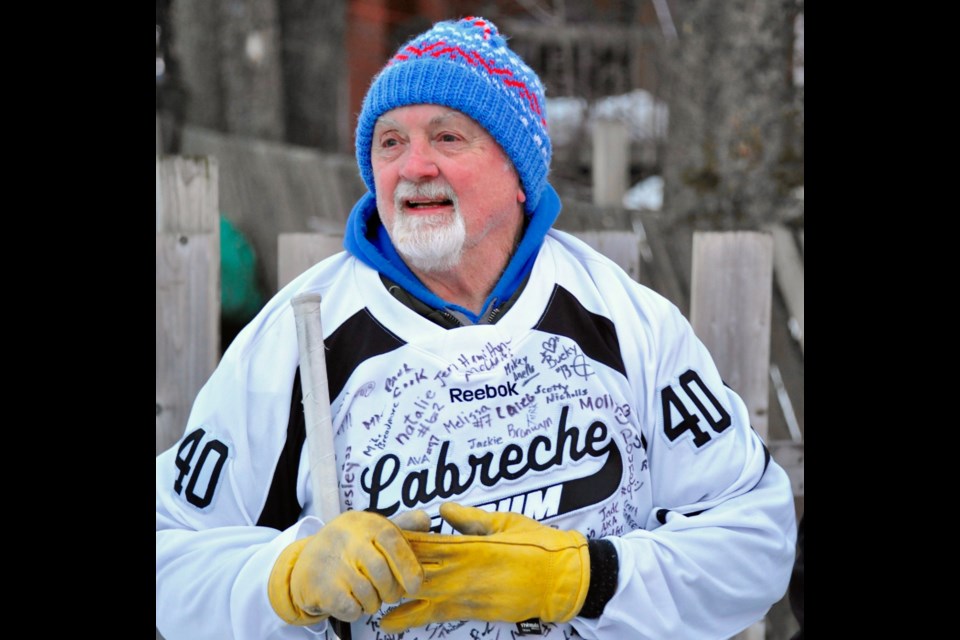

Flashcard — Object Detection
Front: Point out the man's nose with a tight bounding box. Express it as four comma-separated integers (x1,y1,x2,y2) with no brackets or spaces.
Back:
399,139,440,181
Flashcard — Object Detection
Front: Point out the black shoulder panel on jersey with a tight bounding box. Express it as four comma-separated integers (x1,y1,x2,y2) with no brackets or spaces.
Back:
326,308,407,400
534,285,626,376
256,310,406,531
257,368,307,531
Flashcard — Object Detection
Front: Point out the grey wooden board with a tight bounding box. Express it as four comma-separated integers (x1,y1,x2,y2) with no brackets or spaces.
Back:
156,156,219,234
278,233,346,289
570,230,642,281
768,440,804,497
156,233,219,454
768,223,804,353
767,282,804,443
592,120,629,207
690,232,774,436
156,157,220,455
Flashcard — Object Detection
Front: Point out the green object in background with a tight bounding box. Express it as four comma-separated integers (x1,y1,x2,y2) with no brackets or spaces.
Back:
220,214,265,323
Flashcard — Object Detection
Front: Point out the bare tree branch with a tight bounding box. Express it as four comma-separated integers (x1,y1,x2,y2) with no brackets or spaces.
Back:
513,0,560,25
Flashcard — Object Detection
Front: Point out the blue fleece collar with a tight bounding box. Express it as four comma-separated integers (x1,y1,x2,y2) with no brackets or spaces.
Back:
343,184,562,323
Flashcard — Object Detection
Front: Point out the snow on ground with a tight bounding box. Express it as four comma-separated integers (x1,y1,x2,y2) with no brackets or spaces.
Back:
622,175,663,211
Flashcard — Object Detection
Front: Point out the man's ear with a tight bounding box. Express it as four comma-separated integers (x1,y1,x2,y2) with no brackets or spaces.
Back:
517,188,527,204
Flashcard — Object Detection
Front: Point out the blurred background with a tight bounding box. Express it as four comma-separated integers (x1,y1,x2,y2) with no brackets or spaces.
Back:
156,1,803,637
156,0,803,303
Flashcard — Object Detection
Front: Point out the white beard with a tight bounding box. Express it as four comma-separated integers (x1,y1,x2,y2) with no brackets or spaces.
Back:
388,180,465,273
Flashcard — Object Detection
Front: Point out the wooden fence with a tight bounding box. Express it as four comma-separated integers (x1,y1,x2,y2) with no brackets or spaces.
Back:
179,125,366,297
156,156,220,455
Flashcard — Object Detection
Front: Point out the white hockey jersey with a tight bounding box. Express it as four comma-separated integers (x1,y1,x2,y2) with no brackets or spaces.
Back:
156,229,797,640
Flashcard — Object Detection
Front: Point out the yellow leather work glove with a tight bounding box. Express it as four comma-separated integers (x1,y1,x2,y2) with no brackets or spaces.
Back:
268,510,431,625
379,502,590,633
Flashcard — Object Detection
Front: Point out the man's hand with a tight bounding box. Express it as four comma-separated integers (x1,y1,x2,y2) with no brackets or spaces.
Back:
379,503,590,633
268,510,430,625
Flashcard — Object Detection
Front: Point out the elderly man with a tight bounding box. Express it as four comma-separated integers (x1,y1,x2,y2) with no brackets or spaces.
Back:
156,17,797,640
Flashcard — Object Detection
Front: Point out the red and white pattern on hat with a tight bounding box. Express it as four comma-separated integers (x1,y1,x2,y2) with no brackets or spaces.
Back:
387,17,548,131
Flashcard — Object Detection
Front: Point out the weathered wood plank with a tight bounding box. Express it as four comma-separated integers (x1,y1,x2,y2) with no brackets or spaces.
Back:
770,363,802,442
156,157,220,455
766,280,805,444
690,231,774,436
632,212,690,314
768,223,804,354
734,621,765,640
156,234,220,454
768,440,804,497
277,233,345,289
156,156,219,233
592,119,629,207
555,200,633,233
571,230,642,281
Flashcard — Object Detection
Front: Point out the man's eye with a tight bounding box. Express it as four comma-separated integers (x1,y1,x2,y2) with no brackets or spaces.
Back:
439,133,460,143
382,138,399,147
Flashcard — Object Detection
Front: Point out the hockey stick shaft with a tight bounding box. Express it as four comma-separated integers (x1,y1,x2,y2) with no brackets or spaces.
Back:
291,293,342,527
292,293,351,640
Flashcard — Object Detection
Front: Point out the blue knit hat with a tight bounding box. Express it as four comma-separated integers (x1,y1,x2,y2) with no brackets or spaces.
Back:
355,16,552,213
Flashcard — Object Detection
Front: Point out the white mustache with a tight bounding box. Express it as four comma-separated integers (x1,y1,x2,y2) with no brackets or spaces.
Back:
394,180,457,210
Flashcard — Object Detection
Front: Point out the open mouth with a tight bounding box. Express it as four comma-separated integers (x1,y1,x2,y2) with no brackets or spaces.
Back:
404,198,453,209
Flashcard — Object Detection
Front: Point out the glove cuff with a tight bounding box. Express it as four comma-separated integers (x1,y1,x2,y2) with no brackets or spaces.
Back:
550,531,592,623
579,538,619,618
267,537,329,626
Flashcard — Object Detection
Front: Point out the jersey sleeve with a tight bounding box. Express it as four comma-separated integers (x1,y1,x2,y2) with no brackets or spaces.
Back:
572,297,797,639
155,294,328,640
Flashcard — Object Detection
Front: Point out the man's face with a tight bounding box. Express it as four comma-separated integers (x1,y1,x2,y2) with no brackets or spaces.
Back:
371,105,526,273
